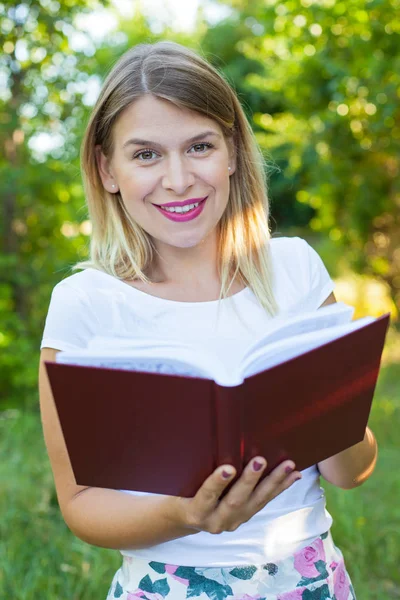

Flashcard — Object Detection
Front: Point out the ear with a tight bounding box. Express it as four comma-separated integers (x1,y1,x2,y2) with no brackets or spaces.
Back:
95,145,119,193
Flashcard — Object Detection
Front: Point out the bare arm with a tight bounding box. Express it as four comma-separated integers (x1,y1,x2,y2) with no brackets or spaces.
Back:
317,427,378,490
316,293,378,489
39,348,300,549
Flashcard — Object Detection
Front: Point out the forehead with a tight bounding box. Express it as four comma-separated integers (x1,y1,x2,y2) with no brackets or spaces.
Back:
113,95,224,145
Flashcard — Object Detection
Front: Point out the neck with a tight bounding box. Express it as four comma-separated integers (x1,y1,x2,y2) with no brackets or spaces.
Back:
149,231,220,289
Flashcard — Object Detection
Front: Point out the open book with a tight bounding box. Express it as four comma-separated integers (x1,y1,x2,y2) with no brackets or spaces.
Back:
57,302,369,385
46,303,390,497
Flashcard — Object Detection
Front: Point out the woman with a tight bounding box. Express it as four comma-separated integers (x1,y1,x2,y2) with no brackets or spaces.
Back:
39,41,377,599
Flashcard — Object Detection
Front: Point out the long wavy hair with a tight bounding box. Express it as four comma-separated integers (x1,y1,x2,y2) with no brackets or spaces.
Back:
74,41,279,316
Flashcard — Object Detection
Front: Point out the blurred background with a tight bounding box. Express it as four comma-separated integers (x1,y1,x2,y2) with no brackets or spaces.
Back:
0,0,399,597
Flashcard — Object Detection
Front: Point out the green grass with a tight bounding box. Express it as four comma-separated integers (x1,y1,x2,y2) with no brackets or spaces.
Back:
0,410,120,598
1,362,399,599
323,362,400,599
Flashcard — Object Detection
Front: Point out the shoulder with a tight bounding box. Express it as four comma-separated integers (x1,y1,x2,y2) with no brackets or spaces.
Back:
269,236,334,311
270,235,308,252
269,235,312,269
42,267,157,351
46,267,126,331
50,268,100,296
49,268,123,308
269,235,324,267
41,270,101,352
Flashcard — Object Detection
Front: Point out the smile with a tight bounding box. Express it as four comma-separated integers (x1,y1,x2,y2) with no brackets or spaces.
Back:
161,202,201,214
153,197,208,222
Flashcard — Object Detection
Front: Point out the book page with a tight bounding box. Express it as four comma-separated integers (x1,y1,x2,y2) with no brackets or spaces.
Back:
241,302,354,366
56,344,215,380
241,317,374,379
86,336,187,352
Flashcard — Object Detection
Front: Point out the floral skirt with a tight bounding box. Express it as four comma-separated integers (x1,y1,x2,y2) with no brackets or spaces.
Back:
106,531,356,600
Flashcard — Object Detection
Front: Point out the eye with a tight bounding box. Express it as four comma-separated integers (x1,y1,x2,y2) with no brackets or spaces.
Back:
133,149,158,161
190,142,214,153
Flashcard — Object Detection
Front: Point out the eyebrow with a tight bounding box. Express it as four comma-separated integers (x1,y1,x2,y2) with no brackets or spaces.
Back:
122,130,221,150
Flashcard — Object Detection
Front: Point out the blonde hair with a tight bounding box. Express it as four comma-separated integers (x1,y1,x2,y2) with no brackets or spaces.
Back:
74,41,279,316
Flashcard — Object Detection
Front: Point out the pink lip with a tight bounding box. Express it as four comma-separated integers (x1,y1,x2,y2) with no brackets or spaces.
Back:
154,197,208,222
157,197,208,208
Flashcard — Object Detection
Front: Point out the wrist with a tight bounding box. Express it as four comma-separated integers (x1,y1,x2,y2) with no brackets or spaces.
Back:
165,496,200,534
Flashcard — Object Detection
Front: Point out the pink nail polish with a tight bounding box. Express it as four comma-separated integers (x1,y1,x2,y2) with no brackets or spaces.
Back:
285,466,294,474
253,460,264,472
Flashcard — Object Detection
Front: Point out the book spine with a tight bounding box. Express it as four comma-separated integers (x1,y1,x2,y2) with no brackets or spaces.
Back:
213,383,244,477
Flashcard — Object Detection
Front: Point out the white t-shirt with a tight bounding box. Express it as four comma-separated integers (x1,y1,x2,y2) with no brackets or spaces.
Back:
41,236,335,567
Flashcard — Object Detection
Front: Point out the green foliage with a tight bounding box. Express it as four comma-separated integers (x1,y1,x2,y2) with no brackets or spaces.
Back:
0,1,399,403
1,0,109,408
203,0,400,301
0,1,153,409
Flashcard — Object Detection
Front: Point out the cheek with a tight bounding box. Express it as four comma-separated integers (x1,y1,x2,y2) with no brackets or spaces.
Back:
119,168,156,198
198,164,230,200
214,168,231,197
205,160,229,183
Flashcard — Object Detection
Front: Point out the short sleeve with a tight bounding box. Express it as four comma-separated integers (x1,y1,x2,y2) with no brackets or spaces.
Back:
40,281,99,351
298,238,335,310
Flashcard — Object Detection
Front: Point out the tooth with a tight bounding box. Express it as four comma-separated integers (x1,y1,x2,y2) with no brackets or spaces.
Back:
161,202,201,213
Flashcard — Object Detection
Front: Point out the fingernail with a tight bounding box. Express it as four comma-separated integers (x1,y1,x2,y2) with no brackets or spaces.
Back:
285,466,294,474
295,476,302,481
222,469,233,479
253,460,264,472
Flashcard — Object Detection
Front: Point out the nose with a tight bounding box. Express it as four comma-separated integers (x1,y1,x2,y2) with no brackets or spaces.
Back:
161,155,195,195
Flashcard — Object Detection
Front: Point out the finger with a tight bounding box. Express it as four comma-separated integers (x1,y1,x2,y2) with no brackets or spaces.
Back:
267,460,298,485
191,465,237,522
251,461,302,507
214,457,268,519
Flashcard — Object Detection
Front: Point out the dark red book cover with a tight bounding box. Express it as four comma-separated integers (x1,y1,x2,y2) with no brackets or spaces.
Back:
45,313,390,497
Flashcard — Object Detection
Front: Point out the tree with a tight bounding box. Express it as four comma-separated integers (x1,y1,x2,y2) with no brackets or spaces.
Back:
0,0,126,407
202,0,400,310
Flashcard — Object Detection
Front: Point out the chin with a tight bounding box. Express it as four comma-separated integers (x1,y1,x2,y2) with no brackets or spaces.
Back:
174,238,203,249
161,231,207,249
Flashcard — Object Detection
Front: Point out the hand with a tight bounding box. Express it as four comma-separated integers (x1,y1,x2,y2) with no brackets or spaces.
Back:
177,457,302,534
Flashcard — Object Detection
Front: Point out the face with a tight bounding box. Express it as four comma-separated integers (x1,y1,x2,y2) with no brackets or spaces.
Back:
97,95,236,252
